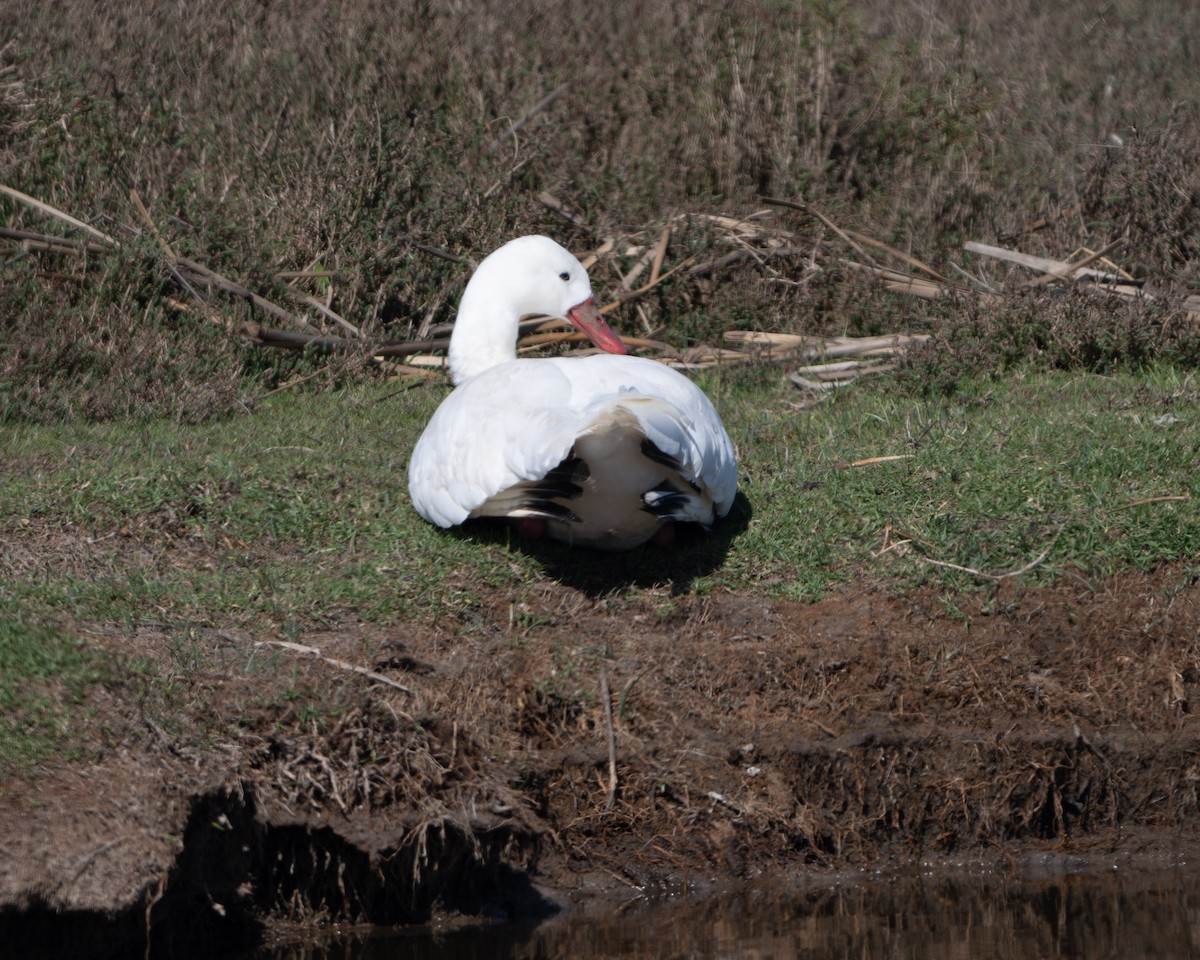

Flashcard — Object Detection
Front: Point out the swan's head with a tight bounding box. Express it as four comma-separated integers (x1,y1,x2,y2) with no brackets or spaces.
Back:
450,236,627,383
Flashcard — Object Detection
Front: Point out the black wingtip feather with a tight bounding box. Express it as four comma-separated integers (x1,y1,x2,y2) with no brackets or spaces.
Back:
640,437,683,471
642,480,692,517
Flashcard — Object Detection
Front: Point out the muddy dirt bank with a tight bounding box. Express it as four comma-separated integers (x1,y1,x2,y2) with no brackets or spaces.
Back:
4,565,1200,957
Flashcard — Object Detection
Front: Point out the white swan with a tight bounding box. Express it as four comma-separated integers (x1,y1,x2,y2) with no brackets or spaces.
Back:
407,235,737,551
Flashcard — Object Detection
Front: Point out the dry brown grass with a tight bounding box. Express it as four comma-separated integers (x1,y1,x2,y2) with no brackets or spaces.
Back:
2,0,1200,421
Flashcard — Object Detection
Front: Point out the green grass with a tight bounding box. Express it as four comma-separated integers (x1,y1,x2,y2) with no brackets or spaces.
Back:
719,363,1200,598
3,365,1197,631
0,617,106,770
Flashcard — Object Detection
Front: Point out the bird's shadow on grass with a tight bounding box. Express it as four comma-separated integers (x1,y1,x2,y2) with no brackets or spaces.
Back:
451,492,753,596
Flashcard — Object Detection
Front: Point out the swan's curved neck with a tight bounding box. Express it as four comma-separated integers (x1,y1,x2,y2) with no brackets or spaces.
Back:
448,281,521,385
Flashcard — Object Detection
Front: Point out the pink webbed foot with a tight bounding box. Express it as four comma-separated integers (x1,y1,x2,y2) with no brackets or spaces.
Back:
649,521,676,547
514,517,548,540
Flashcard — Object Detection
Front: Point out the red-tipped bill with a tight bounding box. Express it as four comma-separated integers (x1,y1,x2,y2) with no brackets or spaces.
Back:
566,298,628,355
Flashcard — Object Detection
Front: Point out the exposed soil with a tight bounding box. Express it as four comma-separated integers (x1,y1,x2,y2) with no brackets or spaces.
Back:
4,562,1200,957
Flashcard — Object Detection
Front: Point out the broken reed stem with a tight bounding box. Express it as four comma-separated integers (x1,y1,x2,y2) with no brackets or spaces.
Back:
1120,495,1190,508
838,259,950,299
130,189,210,305
605,253,698,310
948,260,1001,294
130,189,176,260
486,82,569,155
174,256,318,332
0,183,119,247
516,330,666,352
249,637,415,696
287,289,362,338
840,226,949,283
579,238,615,271
761,194,879,268
0,226,110,255
600,668,618,811
1019,236,1127,289
920,545,1054,582
538,191,591,229
964,241,1130,284
687,249,755,278
258,367,329,399
840,454,914,468
620,241,658,290
400,235,467,265
5,184,359,340
650,223,671,285
252,325,450,357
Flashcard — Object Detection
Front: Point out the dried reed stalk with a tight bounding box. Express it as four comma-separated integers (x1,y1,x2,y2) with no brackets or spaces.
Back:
486,82,569,155
0,183,118,247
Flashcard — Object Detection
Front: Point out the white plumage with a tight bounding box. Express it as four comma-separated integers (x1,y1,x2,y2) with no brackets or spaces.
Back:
408,236,737,551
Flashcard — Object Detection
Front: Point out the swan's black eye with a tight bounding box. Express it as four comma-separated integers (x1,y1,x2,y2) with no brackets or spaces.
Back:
559,271,570,282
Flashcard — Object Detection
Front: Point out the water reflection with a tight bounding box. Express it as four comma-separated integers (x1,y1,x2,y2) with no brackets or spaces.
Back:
256,865,1200,960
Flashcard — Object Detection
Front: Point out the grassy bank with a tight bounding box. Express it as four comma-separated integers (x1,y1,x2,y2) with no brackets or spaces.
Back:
4,364,1199,766
6,365,1199,610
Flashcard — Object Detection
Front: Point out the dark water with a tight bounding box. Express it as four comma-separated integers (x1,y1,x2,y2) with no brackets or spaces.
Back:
257,864,1200,959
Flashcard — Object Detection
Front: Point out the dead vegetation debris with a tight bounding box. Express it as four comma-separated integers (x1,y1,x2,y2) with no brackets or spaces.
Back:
5,184,1198,412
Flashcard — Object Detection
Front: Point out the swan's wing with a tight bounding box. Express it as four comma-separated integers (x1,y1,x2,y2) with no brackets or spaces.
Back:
408,363,584,528
569,356,738,517
408,355,738,529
